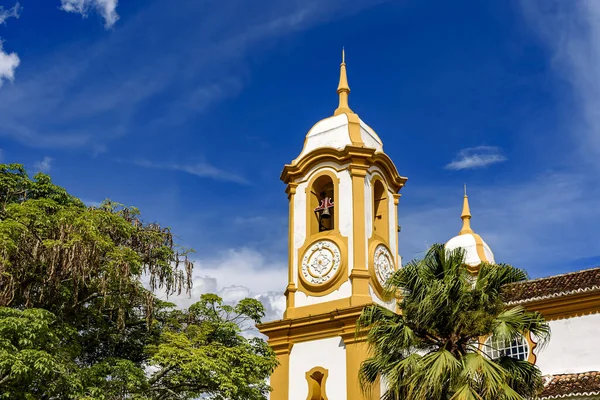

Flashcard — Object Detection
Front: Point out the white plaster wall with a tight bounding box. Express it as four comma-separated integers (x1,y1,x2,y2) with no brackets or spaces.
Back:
296,115,351,161
445,234,495,266
369,285,396,312
359,118,384,151
295,281,352,307
482,242,495,263
295,115,384,162
535,314,600,375
289,337,347,400
445,235,480,266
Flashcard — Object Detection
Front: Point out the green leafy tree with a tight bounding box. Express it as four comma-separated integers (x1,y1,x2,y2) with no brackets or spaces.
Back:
357,244,550,400
0,164,277,399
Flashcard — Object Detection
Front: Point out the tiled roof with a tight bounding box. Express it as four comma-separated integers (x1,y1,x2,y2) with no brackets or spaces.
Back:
502,267,600,305
540,371,600,399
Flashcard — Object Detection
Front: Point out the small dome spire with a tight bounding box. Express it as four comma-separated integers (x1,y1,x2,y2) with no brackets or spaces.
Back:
445,185,495,274
334,47,353,116
459,183,474,235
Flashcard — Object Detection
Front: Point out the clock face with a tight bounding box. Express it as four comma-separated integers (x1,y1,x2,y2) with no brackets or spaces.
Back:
301,240,342,286
374,244,394,287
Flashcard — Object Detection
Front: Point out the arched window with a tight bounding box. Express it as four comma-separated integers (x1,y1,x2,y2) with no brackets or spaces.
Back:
306,367,328,400
484,334,530,361
310,175,335,235
373,179,389,242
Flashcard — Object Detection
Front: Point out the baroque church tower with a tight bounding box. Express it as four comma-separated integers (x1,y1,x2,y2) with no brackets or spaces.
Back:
258,51,407,400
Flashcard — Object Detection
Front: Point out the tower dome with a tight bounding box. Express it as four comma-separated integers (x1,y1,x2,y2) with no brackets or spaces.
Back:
445,186,495,274
293,49,384,163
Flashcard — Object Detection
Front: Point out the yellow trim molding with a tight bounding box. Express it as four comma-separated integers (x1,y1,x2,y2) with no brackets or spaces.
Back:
269,343,293,400
282,145,407,193
258,304,368,347
519,290,600,321
296,233,349,297
393,193,401,268
285,183,298,316
368,240,395,299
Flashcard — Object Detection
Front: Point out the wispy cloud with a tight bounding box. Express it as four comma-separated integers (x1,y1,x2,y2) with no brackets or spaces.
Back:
400,171,600,277
519,1,600,169
133,159,249,185
33,156,53,173
0,0,388,151
0,2,20,24
60,0,119,29
445,146,507,170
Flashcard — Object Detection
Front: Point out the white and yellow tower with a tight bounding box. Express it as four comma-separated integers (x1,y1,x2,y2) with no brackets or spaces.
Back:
258,51,407,400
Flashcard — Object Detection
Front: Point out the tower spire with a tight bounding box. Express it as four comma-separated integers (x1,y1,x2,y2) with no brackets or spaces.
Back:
459,184,474,235
334,47,353,116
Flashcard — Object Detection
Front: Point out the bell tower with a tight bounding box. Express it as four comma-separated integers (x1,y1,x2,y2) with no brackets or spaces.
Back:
258,51,407,400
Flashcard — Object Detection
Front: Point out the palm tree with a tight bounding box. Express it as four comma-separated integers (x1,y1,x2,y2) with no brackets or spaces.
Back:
357,244,550,400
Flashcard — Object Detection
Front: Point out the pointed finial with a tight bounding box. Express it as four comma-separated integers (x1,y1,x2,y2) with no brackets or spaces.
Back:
334,47,353,116
459,185,474,235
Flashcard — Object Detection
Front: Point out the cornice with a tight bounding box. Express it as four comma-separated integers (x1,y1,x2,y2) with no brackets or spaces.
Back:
257,304,368,345
281,145,407,192
517,289,600,321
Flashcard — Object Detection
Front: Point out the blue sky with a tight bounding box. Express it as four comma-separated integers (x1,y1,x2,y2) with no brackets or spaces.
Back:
1,0,600,319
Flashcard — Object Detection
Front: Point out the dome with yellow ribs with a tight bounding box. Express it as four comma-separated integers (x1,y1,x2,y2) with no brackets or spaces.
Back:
445,186,495,274
293,49,383,163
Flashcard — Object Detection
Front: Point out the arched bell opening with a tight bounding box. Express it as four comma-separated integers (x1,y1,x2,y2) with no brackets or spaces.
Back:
310,175,335,235
373,179,389,243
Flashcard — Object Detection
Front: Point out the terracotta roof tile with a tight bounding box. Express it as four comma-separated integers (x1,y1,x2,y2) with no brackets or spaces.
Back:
502,267,600,304
540,371,600,398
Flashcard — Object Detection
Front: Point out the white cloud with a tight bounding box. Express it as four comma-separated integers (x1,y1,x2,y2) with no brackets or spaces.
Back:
0,2,21,24
445,146,507,170
0,42,19,87
34,156,53,173
132,159,249,184
150,247,287,324
60,0,119,29
519,1,600,168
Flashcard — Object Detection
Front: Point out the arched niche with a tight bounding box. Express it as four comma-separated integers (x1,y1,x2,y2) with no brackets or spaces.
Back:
305,366,329,400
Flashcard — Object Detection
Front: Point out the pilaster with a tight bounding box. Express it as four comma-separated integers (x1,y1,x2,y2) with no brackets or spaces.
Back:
349,161,371,305
285,183,298,317
270,343,293,400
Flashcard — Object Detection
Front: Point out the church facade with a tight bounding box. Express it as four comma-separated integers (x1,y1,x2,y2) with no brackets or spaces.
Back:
257,53,600,400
